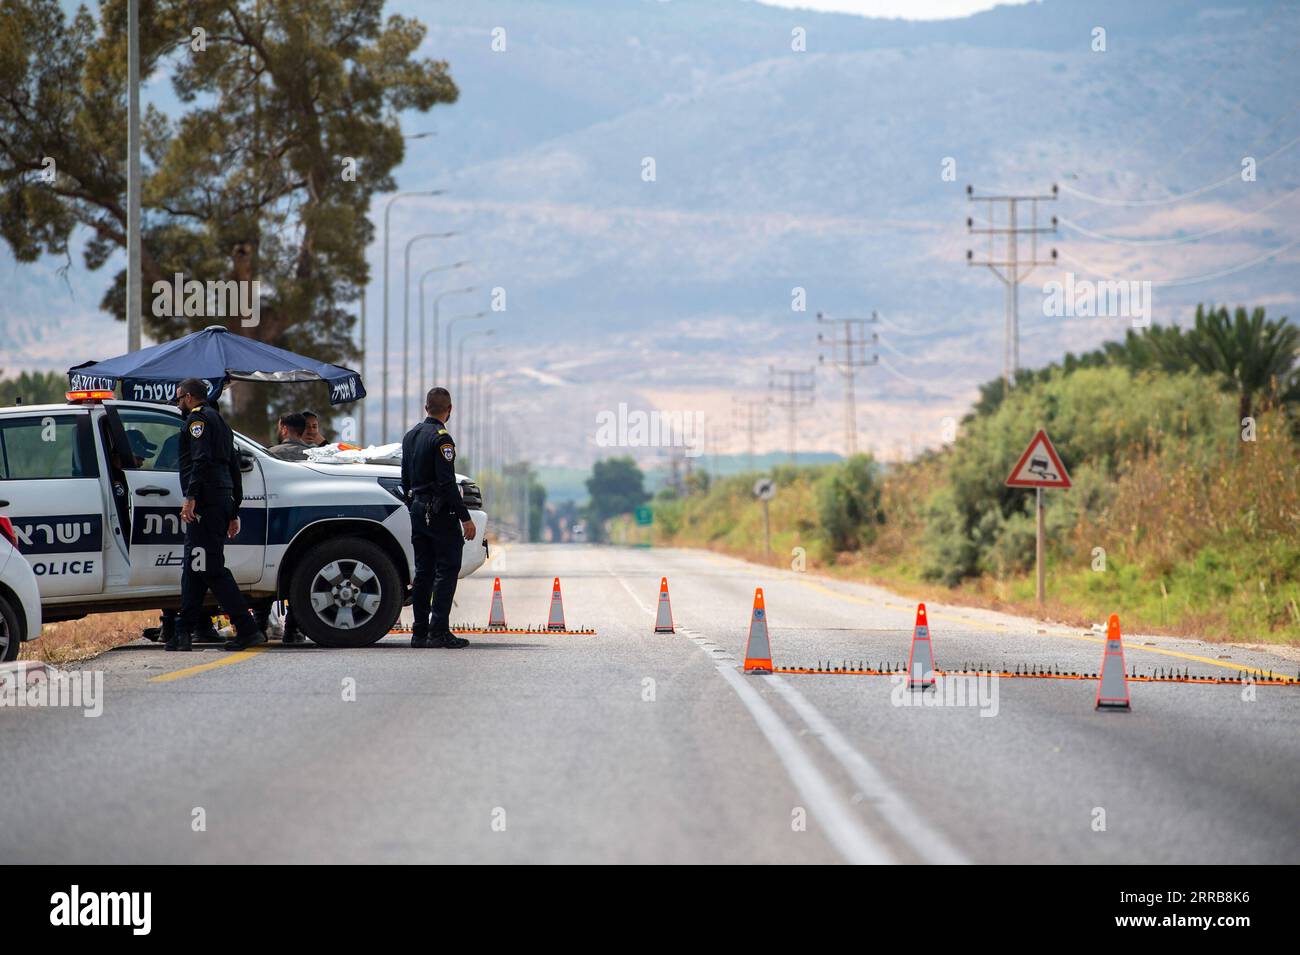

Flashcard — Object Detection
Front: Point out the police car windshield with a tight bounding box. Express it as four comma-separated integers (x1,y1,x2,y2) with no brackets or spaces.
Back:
234,431,271,453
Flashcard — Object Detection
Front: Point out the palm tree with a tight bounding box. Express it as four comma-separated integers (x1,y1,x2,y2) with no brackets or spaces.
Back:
1181,305,1299,425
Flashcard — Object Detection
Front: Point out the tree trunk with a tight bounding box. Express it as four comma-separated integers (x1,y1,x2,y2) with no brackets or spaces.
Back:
226,241,270,437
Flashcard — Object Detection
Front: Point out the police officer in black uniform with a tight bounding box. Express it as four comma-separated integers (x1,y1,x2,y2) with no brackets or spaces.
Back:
169,378,265,652
401,387,477,648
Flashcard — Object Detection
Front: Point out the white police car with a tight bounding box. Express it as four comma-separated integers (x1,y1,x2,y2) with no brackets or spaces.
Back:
0,499,41,661
0,391,488,648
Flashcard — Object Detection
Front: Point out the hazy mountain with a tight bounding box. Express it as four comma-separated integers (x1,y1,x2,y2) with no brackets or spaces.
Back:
4,0,1298,471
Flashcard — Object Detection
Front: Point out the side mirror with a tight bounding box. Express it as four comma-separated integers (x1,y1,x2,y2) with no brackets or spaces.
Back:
238,451,256,473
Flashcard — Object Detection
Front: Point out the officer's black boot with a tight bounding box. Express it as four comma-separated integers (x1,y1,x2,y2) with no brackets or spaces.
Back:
164,629,192,652
428,631,470,649
223,627,267,651
410,626,431,649
145,612,172,643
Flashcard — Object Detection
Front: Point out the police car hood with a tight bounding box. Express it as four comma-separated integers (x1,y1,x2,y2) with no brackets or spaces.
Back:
300,460,472,485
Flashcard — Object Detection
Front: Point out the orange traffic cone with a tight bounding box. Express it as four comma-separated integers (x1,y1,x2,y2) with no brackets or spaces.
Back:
547,577,566,631
488,577,507,629
907,603,936,690
1095,613,1130,710
654,577,674,634
743,588,772,673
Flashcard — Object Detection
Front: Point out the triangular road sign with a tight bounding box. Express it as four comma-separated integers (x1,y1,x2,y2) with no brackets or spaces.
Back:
1006,429,1071,488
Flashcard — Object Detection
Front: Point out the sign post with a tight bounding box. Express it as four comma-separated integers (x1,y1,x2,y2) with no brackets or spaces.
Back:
753,478,777,557
1005,429,1071,606
635,506,653,548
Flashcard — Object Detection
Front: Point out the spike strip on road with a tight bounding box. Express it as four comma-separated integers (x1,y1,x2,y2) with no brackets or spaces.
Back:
388,625,597,636
769,664,1300,686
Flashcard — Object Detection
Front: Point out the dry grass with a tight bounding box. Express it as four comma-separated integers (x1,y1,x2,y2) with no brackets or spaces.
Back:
19,610,159,666
652,424,1300,645
1076,419,1300,569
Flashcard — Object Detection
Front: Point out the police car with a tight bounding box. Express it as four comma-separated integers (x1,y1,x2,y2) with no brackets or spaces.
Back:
0,391,488,648
0,501,41,661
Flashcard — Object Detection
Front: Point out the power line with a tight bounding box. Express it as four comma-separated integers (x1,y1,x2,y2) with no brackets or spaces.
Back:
1058,182,1300,246
731,397,765,472
875,353,964,399
965,184,1059,390
971,100,1300,221
702,422,729,477
1057,233,1300,288
1141,25,1300,188
871,310,932,337
768,366,815,464
1056,132,1300,207
817,311,878,457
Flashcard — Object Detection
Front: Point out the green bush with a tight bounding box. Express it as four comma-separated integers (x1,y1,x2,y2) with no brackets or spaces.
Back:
922,366,1235,584
921,486,979,585
815,454,884,554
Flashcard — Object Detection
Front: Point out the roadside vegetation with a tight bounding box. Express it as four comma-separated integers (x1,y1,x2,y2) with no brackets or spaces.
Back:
645,305,1300,645
0,370,67,406
20,611,158,665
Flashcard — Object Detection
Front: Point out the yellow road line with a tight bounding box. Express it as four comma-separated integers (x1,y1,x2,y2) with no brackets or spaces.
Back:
148,647,267,683
1034,632,1276,676
791,578,1275,677
796,578,1007,632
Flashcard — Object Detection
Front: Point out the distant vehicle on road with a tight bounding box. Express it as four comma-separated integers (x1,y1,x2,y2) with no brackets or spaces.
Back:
571,521,587,542
0,499,41,661
0,393,488,648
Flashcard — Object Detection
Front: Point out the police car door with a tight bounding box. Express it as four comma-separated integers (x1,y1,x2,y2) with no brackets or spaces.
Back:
103,404,187,588
0,410,106,597
226,437,267,585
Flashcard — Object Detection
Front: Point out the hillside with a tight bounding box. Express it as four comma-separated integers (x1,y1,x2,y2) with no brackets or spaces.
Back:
3,0,1299,469
647,316,1300,644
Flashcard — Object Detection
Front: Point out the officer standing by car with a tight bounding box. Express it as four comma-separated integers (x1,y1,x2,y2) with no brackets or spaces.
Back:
401,387,477,648
170,378,265,652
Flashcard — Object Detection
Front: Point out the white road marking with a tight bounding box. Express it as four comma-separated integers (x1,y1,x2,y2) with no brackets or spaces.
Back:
612,569,970,865
765,675,970,865
612,572,893,864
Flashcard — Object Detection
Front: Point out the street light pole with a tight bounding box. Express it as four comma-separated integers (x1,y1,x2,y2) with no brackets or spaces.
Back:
445,311,487,384
126,0,141,352
359,292,367,444
402,231,456,422
482,386,494,476
457,329,495,413
418,262,468,402
468,360,482,460
382,189,444,442
432,287,475,387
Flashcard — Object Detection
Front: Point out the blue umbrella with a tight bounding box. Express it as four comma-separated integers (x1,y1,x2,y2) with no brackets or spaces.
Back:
67,325,365,405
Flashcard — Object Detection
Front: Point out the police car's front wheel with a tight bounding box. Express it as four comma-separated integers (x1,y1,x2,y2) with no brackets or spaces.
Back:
289,537,401,648
0,594,20,662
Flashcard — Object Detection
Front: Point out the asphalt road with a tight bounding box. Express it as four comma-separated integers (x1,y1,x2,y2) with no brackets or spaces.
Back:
4,544,1299,864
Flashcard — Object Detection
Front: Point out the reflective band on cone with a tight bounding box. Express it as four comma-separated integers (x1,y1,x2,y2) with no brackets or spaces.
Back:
488,577,507,629
547,577,566,631
743,587,772,673
908,603,936,690
654,577,674,633
1095,613,1131,710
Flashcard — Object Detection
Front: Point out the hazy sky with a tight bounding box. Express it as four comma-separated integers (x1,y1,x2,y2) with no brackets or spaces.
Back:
752,0,1035,19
